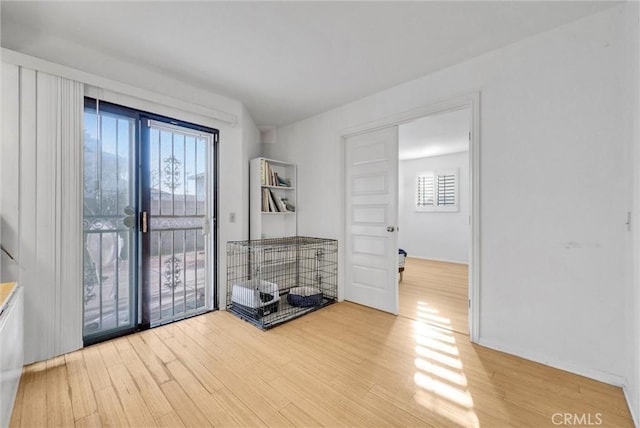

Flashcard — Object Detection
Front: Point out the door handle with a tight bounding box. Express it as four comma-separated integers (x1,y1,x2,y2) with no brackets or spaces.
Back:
141,211,148,233
387,226,395,232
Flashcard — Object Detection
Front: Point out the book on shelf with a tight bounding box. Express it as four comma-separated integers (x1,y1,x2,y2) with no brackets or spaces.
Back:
277,175,291,187
262,188,269,212
268,163,274,186
260,159,292,187
268,190,277,212
276,196,287,212
281,198,295,212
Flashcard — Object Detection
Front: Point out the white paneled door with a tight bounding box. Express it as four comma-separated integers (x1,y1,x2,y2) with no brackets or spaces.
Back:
345,126,399,314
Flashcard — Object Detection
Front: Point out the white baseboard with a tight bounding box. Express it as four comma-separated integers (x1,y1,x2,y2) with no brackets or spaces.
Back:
406,255,469,265
476,337,627,387
623,382,639,428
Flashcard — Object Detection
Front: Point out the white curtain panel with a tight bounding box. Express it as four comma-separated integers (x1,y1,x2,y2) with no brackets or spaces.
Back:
4,66,84,363
55,74,84,359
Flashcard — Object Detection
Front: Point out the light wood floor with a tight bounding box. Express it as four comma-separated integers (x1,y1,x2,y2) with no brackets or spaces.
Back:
399,258,469,335
11,288,633,427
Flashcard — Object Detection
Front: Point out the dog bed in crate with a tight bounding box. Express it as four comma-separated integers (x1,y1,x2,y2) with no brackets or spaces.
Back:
231,279,280,318
399,249,407,282
287,286,323,307
399,249,407,268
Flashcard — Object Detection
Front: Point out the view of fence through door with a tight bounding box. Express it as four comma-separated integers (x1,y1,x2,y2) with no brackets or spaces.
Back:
143,120,213,326
83,106,137,339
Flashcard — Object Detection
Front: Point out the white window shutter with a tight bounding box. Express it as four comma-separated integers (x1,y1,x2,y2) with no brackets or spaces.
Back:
437,173,456,206
416,173,435,210
416,169,458,212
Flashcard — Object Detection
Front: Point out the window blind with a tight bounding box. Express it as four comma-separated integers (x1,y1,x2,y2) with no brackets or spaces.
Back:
416,169,458,212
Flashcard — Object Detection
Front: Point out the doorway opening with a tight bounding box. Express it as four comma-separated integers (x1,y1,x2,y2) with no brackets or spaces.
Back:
342,93,479,340
397,107,471,335
82,99,218,346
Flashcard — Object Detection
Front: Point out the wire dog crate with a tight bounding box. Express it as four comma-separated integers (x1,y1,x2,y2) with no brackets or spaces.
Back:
226,237,337,329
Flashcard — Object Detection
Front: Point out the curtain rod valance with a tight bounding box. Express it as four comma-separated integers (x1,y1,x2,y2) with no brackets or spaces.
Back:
2,48,239,127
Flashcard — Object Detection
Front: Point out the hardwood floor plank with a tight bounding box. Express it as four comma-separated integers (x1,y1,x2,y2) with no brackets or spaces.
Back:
8,367,24,427
166,359,240,427
18,362,47,428
268,375,358,427
45,356,75,427
106,363,157,428
136,329,176,364
74,412,102,428
121,352,173,420
329,374,430,427
195,360,293,427
277,361,389,427
267,376,346,427
152,323,175,341
159,380,210,428
206,358,291,412
155,411,186,428
162,335,225,393
95,341,123,368
82,345,111,392
65,351,98,421
127,333,172,385
210,388,268,428
278,402,323,427
94,386,129,428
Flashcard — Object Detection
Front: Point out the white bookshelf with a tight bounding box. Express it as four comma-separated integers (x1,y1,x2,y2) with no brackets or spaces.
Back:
250,157,297,240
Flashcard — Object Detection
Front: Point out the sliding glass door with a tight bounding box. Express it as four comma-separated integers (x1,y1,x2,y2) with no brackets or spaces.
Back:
83,100,218,345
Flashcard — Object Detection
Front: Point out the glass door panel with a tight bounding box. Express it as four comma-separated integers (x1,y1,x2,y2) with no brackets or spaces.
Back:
143,120,212,326
83,106,137,341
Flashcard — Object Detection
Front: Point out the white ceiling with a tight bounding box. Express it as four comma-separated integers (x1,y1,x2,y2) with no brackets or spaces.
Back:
399,107,470,161
1,1,618,127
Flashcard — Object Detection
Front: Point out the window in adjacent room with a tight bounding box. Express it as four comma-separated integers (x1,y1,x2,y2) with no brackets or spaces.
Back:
416,169,458,212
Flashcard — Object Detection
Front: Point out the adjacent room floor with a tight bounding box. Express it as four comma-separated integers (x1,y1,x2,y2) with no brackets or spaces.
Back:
10,269,633,427
399,257,469,335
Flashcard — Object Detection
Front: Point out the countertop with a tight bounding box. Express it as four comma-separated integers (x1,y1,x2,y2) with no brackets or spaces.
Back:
0,282,17,315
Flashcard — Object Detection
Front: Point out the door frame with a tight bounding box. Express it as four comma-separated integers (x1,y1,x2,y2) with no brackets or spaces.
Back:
340,92,481,342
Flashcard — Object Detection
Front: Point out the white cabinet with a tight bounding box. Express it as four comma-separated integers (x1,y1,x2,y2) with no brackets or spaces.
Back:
0,284,23,428
250,158,297,240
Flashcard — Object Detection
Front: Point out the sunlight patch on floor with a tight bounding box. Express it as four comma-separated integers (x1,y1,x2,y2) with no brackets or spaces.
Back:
414,358,468,387
413,301,479,428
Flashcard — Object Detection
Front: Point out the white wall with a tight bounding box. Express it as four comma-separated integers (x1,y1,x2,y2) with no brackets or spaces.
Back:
399,151,469,264
265,3,638,391
242,107,261,241
624,1,640,424
1,50,253,363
